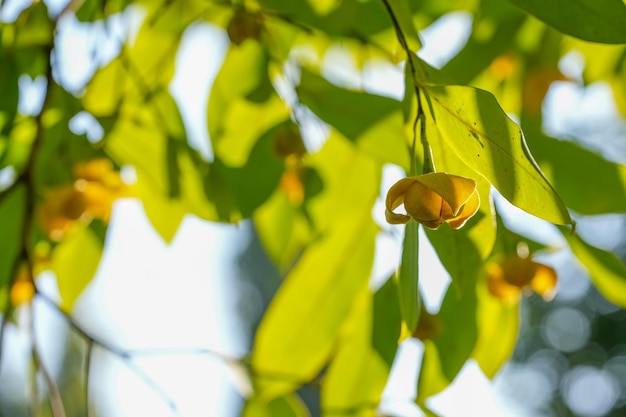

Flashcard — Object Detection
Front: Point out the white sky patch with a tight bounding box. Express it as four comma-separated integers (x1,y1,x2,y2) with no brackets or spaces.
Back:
171,23,229,161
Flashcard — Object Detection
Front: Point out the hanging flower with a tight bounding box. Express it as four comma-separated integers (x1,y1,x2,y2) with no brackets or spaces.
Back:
486,255,557,305
385,172,480,229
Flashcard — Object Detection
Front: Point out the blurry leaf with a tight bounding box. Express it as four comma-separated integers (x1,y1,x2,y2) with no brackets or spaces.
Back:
14,1,52,47
83,24,178,117
51,225,103,311
384,0,422,51
322,280,401,416
220,121,288,217
252,212,378,399
506,0,626,44
471,277,519,378
208,41,288,166
416,276,478,403
0,186,25,292
441,1,525,84
0,53,19,135
297,69,409,169
105,120,224,239
243,393,310,417
397,220,420,335
252,135,380,399
372,277,403,366
421,85,571,225
527,133,626,214
566,232,626,309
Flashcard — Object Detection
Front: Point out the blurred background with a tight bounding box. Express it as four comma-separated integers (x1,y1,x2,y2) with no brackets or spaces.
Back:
0,1,625,416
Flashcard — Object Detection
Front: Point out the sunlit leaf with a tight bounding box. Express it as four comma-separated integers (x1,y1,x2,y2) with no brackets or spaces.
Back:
506,0,626,44
51,225,103,311
251,135,380,399
384,0,422,51
322,279,401,415
243,393,310,417
397,220,419,335
416,276,478,403
471,277,519,378
441,0,525,84
566,232,626,309
421,85,571,225
527,132,626,215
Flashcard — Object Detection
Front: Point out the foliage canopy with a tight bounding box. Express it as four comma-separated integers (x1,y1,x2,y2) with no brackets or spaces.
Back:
1,0,626,415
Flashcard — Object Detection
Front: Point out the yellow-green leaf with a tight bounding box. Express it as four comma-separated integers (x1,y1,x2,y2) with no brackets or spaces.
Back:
322,279,401,416
384,0,422,52
422,85,571,225
51,225,103,311
506,0,626,44
527,133,626,215
566,232,626,309
397,220,420,335
251,135,380,399
243,393,310,417
471,277,519,378
297,69,409,170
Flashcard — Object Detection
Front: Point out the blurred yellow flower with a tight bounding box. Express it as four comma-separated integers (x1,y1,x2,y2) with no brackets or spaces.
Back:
385,173,480,229
487,255,557,305
10,266,35,306
38,158,126,240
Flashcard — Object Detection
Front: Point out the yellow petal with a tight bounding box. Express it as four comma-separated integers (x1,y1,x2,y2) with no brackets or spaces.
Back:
530,262,557,300
446,189,481,229
486,262,522,305
416,172,478,216
385,177,415,224
403,181,443,227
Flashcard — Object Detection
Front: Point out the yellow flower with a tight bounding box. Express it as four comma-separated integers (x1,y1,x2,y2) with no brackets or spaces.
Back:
38,158,126,240
385,172,480,229
10,266,35,306
486,255,557,305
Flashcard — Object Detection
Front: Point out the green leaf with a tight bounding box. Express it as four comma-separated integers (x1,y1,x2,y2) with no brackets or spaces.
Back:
0,53,19,136
421,85,571,225
397,220,420,334
251,135,380,399
322,279,401,416
51,225,103,311
527,133,626,215
506,0,626,44
425,115,497,281
441,0,526,84
220,121,289,218
0,186,25,291
243,393,310,417
297,69,410,170
208,41,288,167
416,277,478,404
471,277,519,378
565,232,626,309
104,119,223,239
373,277,403,366
252,212,378,399
384,0,422,51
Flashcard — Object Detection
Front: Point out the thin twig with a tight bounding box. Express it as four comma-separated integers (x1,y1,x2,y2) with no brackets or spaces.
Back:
31,307,67,417
85,338,94,417
379,0,433,174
